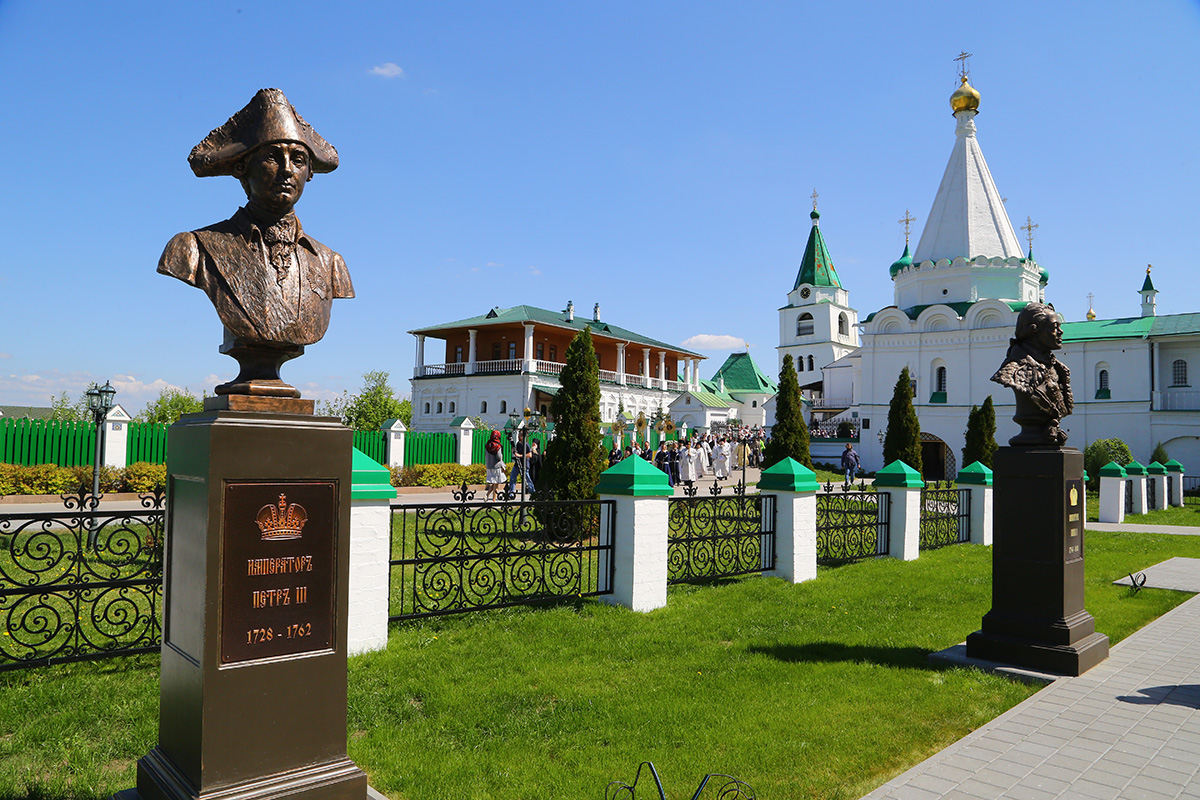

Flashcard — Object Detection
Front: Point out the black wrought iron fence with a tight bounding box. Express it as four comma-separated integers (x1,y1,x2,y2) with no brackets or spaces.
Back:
919,486,970,549
667,487,775,583
816,488,889,563
1184,476,1200,506
1,489,164,671
389,487,614,620
1147,477,1157,511
1126,478,1134,513
1168,475,1175,507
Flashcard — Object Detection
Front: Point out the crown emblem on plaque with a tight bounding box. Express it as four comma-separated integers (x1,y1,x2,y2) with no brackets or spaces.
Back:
256,494,308,540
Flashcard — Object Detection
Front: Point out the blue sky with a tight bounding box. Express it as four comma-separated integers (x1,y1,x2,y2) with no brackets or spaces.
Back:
2,1,1198,415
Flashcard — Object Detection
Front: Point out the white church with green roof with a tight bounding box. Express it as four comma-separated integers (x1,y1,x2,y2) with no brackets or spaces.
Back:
793,69,1200,478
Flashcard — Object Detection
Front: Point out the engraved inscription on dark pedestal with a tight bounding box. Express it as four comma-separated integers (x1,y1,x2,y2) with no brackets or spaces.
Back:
221,481,337,665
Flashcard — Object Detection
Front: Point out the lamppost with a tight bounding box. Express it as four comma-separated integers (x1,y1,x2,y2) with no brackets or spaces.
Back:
86,380,116,547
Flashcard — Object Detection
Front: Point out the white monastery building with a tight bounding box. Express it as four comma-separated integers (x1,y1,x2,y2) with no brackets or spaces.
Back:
800,69,1200,478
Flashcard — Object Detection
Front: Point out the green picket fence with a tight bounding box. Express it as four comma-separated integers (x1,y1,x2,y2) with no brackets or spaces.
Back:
354,430,387,466
404,431,457,466
0,418,97,467
126,422,168,465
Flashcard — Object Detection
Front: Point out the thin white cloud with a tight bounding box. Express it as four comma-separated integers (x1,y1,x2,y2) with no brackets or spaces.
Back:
368,63,406,79
0,353,10,359
681,334,747,351
528,266,542,276
423,88,439,96
486,261,504,268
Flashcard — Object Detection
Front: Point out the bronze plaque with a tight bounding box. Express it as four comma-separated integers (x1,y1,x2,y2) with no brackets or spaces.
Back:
1065,479,1084,563
220,481,337,665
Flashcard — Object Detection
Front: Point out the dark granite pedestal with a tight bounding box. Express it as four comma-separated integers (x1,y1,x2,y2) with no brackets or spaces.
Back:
116,410,367,800
966,446,1109,676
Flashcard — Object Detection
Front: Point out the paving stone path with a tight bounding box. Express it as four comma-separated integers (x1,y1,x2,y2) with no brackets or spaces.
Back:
863,579,1200,799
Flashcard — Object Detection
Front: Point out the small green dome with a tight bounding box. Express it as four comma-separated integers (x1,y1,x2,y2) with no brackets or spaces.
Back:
889,243,913,279
810,209,820,221
1039,266,1049,285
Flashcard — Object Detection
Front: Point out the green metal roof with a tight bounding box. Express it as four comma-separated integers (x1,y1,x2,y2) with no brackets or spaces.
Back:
1149,313,1200,336
1061,316,1154,342
709,352,778,394
0,405,55,419
531,384,560,396
408,304,703,357
684,388,737,408
793,211,843,291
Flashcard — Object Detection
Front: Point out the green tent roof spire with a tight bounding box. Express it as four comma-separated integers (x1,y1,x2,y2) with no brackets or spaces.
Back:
1142,266,1156,293
793,209,843,290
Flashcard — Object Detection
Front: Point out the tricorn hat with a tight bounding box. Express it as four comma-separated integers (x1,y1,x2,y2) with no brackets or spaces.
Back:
188,88,338,177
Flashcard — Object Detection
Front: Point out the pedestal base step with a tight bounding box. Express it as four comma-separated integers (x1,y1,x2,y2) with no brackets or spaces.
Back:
966,629,1110,677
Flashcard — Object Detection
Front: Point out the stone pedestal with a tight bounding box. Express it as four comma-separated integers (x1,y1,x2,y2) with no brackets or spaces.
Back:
127,410,367,800
966,447,1109,676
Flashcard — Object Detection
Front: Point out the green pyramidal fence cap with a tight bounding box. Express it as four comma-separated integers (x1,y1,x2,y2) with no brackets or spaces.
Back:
1165,459,1185,474
1146,461,1167,475
595,455,673,496
1098,461,1126,478
758,458,819,493
957,461,993,486
873,460,923,488
352,447,398,500
1124,460,1147,476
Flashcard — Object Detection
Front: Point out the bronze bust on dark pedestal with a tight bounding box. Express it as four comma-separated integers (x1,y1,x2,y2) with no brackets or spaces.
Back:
158,88,353,400
991,302,1072,446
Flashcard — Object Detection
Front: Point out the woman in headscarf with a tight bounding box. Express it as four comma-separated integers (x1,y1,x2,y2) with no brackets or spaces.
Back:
484,430,505,501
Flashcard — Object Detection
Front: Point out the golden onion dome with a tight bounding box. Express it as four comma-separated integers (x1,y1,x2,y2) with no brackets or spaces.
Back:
1086,307,1097,321
950,75,980,113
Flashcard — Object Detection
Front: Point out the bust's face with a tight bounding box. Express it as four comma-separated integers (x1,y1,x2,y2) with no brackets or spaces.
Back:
243,141,312,213
1032,316,1063,352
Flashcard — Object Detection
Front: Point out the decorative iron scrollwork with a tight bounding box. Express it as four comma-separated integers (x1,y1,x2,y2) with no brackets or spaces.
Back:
667,494,774,583
918,488,970,549
816,491,887,563
452,481,476,504
605,762,756,800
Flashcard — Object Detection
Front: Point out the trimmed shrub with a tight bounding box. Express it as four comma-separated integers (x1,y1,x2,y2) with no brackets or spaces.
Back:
124,462,167,492
884,367,922,474
1083,438,1133,489
1150,441,1170,465
389,463,486,488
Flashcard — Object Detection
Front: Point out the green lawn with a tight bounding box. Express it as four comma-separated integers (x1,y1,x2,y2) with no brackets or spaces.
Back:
1086,490,1200,526
1,530,1198,799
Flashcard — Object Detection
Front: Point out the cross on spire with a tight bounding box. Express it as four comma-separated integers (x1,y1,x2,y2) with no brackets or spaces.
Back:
1087,292,1095,307
955,51,973,80
1021,216,1039,252
810,188,819,211
898,209,916,245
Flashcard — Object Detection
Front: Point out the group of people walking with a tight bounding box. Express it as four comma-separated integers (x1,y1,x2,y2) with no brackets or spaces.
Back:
608,429,769,489
483,429,542,501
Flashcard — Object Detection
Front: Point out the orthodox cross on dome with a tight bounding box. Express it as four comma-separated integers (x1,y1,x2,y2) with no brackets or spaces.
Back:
898,209,916,245
1021,216,1039,252
1086,292,1097,321
811,188,819,211
955,51,973,80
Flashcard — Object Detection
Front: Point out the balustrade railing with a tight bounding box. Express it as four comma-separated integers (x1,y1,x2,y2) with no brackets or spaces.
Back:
1153,391,1200,411
598,369,620,384
474,359,522,374
535,360,565,377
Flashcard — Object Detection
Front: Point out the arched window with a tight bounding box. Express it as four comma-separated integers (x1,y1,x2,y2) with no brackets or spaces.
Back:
500,400,507,414
1173,359,1189,387
807,355,815,371
449,402,456,414
936,366,947,393
424,403,430,414
838,313,848,336
480,401,488,413
1098,370,1109,390
797,357,805,373
436,402,443,413
796,313,814,336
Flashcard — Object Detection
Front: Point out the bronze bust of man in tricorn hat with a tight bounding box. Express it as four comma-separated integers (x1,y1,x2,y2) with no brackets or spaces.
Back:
158,88,353,400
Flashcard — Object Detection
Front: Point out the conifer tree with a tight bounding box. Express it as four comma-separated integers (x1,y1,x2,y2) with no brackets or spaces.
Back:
962,395,998,468
541,328,605,501
883,366,922,474
763,354,811,469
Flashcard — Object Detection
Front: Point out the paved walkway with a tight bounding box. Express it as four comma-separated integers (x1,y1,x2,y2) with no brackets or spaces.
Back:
863,568,1200,800
1087,521,1200,536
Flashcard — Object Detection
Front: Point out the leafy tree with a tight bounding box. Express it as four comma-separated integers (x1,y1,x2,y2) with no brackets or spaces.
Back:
320,371,411,430
540,327,605,501
137,387,204,424
962,395,998,468
1083,437,1132,490
48,391,87,422
1150,441,1170,465
883,367,922,474
762,354,811,469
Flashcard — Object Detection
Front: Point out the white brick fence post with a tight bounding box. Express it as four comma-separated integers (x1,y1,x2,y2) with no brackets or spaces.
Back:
1098,461,1127,524
1125,461,1148,515
348,448,397,655
958,461,993,546
596,456,673,612
873,460,923,561
758,458,819,584
451,417,475,466
104,405,131,468
1147,462,1167,511
1166,459,1185,507
383,418,407,469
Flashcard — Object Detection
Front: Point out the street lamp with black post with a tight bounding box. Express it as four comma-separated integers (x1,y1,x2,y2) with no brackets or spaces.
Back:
85,381,116,547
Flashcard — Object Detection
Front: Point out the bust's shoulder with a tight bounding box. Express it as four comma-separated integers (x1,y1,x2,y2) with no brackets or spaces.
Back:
158,231,203,284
